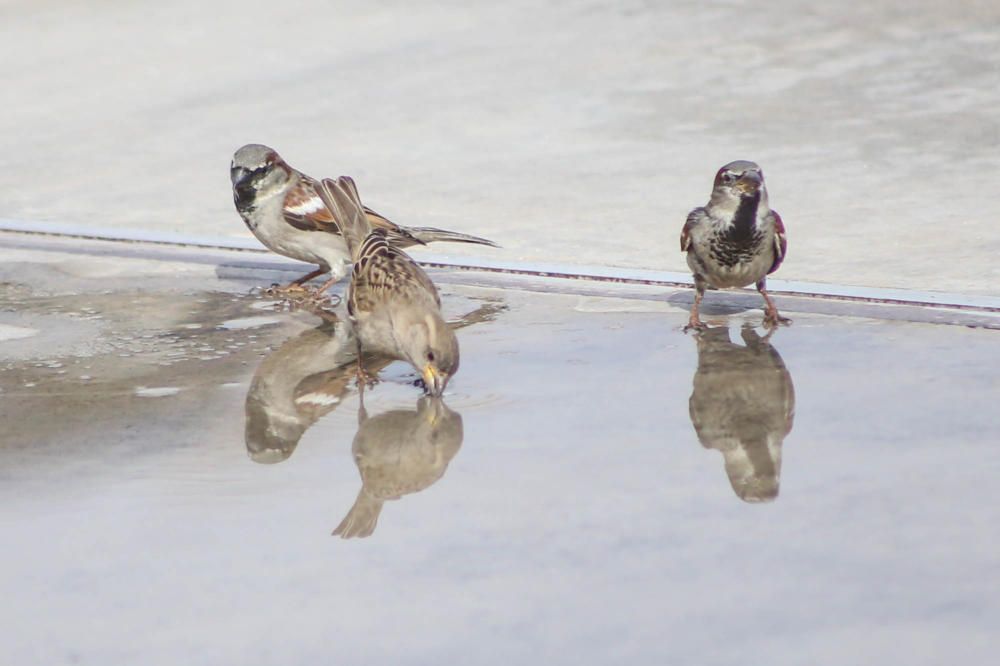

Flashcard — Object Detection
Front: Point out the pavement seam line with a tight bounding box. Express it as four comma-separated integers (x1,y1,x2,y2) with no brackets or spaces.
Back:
1,222,998,314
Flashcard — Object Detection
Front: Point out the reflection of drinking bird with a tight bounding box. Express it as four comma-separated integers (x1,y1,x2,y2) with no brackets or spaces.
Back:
244,300,502,464
334,396,463,538
688,325,795,502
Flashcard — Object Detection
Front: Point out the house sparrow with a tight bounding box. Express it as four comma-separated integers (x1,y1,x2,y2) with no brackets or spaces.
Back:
230,144,498,293
688,324,795,502
680,160,789,330
333,394,463,538
244,301,504,463
315,176,459,396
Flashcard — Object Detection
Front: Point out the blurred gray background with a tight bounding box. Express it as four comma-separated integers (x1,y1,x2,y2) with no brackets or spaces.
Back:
2,0,998,293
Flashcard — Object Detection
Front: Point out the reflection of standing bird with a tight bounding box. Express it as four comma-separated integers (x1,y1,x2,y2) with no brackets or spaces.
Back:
334,396,463,538
316,177,459,395
680,160,789,330
244,318,360,463
230,144,497,293
688,325,795,502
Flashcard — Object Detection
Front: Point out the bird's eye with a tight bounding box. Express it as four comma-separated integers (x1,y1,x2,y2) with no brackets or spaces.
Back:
721,172,735,184
426,351,436,362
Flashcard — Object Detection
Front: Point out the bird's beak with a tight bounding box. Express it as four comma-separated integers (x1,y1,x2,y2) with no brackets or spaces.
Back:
231,165,251,186
734,171,762,194
421,397,444,425
422,364,446,396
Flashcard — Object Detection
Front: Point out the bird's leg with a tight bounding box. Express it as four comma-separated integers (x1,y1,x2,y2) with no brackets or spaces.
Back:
684,277,708,332
307,275,343,307
355,337,376,388
264,266,328,298
357,371,368,425
757,278,791,329
291,266,328,287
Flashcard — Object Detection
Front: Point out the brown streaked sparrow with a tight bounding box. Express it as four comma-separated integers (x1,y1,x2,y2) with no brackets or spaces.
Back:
688,324,795,503
231,144,498,293
244,300,504,463
680,160,789,330
333,394,463,539
315,176,459,396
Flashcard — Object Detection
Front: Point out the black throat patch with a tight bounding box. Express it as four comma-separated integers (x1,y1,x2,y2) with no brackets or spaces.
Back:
233,167,269,216
233,182,257,215
726,191,761,243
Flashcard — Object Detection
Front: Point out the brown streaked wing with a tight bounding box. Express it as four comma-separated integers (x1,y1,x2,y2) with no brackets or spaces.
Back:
768,210,787,275
282,177,343,234
363,206,399,232
364,207,425,247
350,234,441,316
681,207,706,252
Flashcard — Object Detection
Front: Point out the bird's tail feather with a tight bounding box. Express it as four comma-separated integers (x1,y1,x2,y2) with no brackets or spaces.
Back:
332,490,383,539
316,176,371,260
406,227,500,248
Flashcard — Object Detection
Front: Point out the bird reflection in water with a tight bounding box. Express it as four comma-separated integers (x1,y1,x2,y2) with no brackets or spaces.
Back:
334,391,463,538
688,324,795,502
244,301,501,463
243,311,378,463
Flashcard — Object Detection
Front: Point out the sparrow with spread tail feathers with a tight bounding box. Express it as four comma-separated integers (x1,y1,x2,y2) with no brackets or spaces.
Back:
230,144,498,293
315,176,459,396
688,324,795,502
680,160,789,330
334,393,463,539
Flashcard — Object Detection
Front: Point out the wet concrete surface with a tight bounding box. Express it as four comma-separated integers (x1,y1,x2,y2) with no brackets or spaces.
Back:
3,1,1000,294
1,250,999,665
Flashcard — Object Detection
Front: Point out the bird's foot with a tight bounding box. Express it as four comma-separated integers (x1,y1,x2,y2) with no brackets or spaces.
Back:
264,283,342,310
763,312,792,329
263,283,313,299
683,318,708,333
308,290,342,308
740,322,776,346
356,364,378,390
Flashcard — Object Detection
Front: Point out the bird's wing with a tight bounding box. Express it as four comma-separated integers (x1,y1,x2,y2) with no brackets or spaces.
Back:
768,210,788,275
283,175,421,245
681,208,707,252
281,176,343,233
314,176,429,254
313,176,375,257
314,177,441,316
365,207,426,248
350,234,442,317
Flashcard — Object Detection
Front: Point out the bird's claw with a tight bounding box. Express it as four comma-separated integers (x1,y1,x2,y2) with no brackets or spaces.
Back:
356,365,378,389
763,313,792,329
683,320,708,333
262,284,341,311
263,283,312,299
314,291,342,307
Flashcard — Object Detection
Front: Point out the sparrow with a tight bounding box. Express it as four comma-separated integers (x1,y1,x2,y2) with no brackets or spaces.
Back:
243,300,504,462
333,394,463,539
230,144,498,293
315,176,459,396
680,160,789,330
688,324,795,502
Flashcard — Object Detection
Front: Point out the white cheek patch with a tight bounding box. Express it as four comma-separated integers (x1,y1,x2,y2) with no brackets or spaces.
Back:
286,196,325,215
